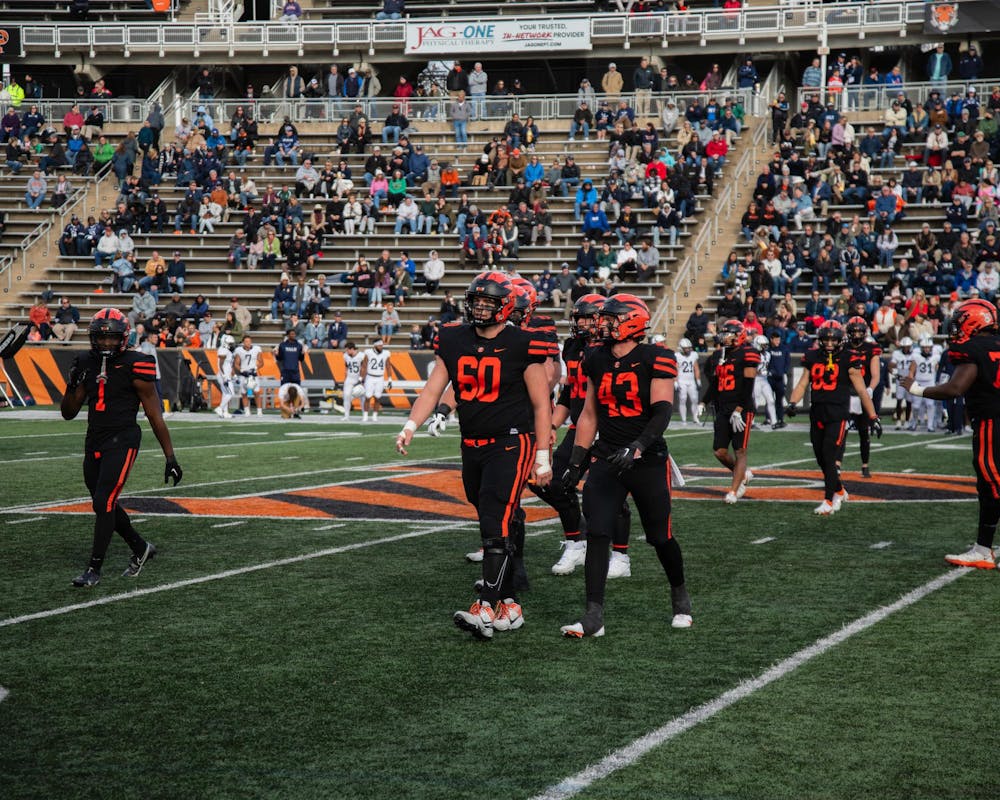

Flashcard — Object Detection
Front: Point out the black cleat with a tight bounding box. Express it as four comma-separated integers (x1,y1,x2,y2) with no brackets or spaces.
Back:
72,567,101,587
122,542,157,578
861,466,872,479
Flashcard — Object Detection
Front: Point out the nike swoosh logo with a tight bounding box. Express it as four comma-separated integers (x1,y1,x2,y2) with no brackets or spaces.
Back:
505,445,517,451
494,348,506,353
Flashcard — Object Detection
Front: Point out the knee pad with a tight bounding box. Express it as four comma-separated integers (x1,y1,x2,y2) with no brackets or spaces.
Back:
483,537,513,556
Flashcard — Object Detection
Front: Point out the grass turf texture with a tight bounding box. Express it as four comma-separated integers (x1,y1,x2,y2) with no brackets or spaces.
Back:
0,413,997,799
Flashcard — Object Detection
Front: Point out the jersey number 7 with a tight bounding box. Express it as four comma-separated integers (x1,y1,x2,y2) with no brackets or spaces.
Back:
457,355,501,402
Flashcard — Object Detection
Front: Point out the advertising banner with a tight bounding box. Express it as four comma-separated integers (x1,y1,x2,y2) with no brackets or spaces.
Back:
923,1,1000,33
405,18,591,55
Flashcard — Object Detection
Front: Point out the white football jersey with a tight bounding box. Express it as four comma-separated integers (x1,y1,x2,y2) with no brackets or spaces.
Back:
756,349,771,377
364,347,389,376
218,345,235,379
343,351,365,377
676,351,699,383
235,344,262,374
890,349,914,379
278,382,307,403
912,351,940,385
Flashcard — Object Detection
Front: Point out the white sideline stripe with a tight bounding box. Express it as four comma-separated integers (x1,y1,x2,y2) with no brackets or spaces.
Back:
870,541,893,549
751,537,776,545
531,568,969,800
0,522,471,629
0,456,458,514
6,516,45,525
0,686,8,703
211,521,246,529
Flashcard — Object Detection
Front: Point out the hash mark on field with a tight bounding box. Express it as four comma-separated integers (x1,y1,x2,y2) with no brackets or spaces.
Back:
346,457,364,461
24,451,48,456
531,568,969,800
903,468,916,473
0,686,8,703
6,517,45,526
0,521,472,629
211,521,246,528
870,541,893,549
313,523,346,531
216,454,238,459
281,456,298,460
751,537,776,545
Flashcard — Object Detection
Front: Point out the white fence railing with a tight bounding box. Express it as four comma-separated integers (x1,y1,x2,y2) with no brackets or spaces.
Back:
18,1,928,56
190,88,753,127
795,78,1000,116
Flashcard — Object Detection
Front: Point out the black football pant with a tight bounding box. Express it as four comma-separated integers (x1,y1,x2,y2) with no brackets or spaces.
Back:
527,426,632,547
810,411,848,502
461,433,535,604
581,453,684,607
83,443,147,572
851,413,871,465
972,418,1000,549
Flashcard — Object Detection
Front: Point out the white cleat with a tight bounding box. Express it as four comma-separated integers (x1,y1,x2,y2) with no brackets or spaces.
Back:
465,547,484,563
831,489,849,512
724,491,738,505
671,614,693,629
814,500,835,516
453,601,495,640
736,468,754,499
551,539,587,575
944,545,996,570
607,551,631,579
492,599,524,632
256,407,263,416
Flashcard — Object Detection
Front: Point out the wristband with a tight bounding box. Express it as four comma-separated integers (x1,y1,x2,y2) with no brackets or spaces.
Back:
400,420,417,435
535,449,551,469
908,384,924,397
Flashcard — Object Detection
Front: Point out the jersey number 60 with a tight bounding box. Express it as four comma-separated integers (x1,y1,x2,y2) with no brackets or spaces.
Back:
457,356,502,402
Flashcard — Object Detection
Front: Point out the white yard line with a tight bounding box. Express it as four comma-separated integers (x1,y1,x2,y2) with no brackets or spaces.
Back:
313,523,347,531
0,521,473,629
753,438,939,471
211,521,246,529
6,516,46,526
530,568,969,800
751,537,776,545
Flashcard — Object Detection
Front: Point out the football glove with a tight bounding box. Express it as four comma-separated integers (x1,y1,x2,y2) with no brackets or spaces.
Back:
561,463,583,493
608,442,640,471
729,410,746,432
164,458,183,486
67,356,88,391
785,402,798,418
870,416,883,439
427,412,447,437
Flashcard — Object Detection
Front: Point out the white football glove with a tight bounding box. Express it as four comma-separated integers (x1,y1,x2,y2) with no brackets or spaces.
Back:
697,402,705,418
730,410,746,432
427,411,448,437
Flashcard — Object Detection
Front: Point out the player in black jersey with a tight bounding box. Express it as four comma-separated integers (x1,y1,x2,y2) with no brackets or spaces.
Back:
60,308,182,587
396,272,553,640
787,320,881,516
701,320,760,504
560,294,691,637
901,299,1000,569
845,316,882,478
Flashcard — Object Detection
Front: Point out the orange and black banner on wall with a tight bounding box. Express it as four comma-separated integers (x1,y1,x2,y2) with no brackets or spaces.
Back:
924,1,1000,33
5,348,435,408
0,27,21,60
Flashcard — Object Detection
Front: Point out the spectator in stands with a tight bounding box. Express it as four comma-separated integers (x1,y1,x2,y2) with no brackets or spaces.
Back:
382,103,408,145
583,202,610,241
271,276,296,320
958,46,983,81
802,57,822,89
450,91,471,149
601,62,623,103
22,169,46,210
279,0,302,21
467,63,488,121
926,43,951,87
737,57,759,91
197,196,222,234
446,62,469,102
633,57,654,120
394,195,419,234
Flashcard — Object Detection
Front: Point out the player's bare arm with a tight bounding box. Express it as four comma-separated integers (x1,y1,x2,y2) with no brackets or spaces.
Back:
397,356,451,454
525,361,553,486
902,362,978,399
868,354,881,392
788,367,811,406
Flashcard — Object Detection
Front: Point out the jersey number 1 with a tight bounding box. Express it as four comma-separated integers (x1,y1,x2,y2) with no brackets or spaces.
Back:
457,356,501,402
95,380,106,412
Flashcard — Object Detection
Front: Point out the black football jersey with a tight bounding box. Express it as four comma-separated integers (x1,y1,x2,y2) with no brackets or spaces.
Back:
79,350,156,446
557,336,597,425
583,342,677,452
803,346,864,412
524,314,559,360
435,323,547,438
948,333,1000,420
705,344,760,414
849,340,882,394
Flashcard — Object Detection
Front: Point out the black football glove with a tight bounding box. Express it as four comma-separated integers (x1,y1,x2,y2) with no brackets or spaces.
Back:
561,463,583,493
164,458,183,486
67,356,88,391
870,416,883,439
785,402,798,418
607,442,641,471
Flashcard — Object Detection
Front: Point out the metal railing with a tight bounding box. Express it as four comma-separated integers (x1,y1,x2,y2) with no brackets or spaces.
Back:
17,1,928,57
189,88,752,128
655,113,768,336
795,78,1000,116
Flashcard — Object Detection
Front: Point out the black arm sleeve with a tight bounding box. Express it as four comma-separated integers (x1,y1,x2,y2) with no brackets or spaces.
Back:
556,383,571,409
737,371,754,411
635,400,673,452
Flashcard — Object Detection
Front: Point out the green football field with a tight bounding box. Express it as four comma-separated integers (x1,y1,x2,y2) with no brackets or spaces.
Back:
0,410,997,800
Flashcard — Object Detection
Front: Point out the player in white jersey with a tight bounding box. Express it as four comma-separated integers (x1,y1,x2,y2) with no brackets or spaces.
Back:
889,337,916,429
751,334,778,427
341,341,365,419
277,383,308,419
233,334,264,417
362,339,391,422
910,337,941,431
214,334,237,418
674,338,702,424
